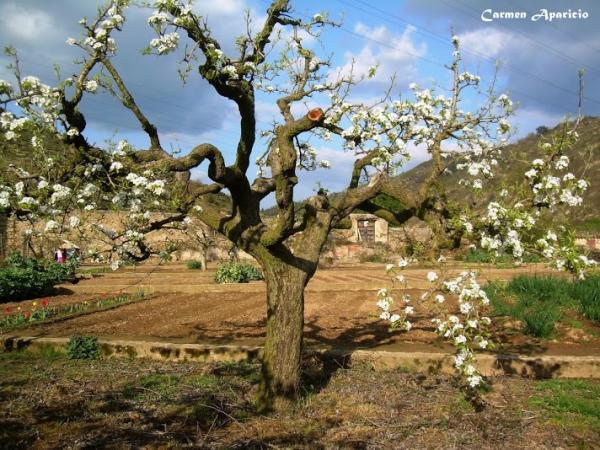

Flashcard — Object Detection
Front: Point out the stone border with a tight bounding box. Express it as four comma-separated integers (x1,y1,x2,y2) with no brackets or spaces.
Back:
2,336,262,364
349,349,600,379
3,335,600,379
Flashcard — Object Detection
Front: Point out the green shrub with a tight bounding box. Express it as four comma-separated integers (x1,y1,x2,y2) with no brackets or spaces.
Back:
576,218,600,234
486,284,562,338
485,276,566,337
0,253,76,302
463,249,500,264
66,335,100,359
358,251,386,263
186,260,202,270
484,281,513,316
214,262,263,284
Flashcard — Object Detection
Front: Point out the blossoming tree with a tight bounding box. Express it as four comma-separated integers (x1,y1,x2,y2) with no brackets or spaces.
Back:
0,0,594,409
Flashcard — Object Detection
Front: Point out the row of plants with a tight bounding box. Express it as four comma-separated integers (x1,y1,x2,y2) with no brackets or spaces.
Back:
461,248,542,265
0,253,77,302
485,275,600,338
1,291,147,332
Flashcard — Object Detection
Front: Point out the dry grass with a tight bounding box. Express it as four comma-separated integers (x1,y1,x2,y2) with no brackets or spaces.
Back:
1,349,599,449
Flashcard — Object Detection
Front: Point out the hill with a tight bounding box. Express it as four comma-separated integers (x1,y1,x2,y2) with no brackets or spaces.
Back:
261,117,600,233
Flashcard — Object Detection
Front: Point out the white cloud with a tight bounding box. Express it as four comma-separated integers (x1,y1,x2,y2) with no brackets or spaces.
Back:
510,107,564,138
0,3,56,42
457,28,516,59
331,23,427,87
198,0,246,16
293,145,356,195
255,99,282,124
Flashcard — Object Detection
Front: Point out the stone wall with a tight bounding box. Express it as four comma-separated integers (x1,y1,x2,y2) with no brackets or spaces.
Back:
4,211,479,265
0,214,7,260
4,212,252,263
575,236,600,251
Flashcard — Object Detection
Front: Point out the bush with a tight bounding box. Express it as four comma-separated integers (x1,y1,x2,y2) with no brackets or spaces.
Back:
0,253,76,302
186,260,202,270
66,335,100,359
358,243,391,263
358,251,386,263
214,262,263,284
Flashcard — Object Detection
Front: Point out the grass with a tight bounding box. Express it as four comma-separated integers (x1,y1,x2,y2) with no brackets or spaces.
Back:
485,275,600,338
530,380,600,431
576,218,600,234
461,249,542,266
122,374,182,400
571,275,600,322
0,345,63,367
121,368,239,403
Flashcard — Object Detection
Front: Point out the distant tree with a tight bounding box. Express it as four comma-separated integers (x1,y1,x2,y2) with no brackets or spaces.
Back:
536,125,550,135
187,220,216,270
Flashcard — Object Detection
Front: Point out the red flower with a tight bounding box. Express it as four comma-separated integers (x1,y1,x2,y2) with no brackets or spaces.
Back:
4,306,11,314
23,311,31,319
41,299,49,307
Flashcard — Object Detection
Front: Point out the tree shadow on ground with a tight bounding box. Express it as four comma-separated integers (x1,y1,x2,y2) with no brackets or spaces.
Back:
189,315,401,350
188,312,559,407
0,362,367,450
189,312,549,355
189,315,406,401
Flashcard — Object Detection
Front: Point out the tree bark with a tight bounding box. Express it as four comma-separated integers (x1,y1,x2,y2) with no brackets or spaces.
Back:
199,250,207,271
257,258,309,411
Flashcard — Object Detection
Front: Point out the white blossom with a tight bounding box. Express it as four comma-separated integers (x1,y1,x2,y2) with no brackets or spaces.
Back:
426,271,438,282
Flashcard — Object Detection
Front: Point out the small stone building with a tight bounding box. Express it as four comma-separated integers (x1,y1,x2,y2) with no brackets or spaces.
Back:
348,213,389,245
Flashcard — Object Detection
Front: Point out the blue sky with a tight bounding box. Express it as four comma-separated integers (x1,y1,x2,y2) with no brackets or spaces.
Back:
1,0,598,205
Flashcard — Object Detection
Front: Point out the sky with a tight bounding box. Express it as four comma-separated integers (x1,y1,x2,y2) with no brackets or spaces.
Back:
1,0,599,206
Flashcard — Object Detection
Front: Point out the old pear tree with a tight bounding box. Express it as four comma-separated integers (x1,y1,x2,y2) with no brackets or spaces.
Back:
1,0,594,409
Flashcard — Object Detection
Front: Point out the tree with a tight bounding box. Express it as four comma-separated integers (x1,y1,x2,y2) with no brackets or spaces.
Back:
0,0,594,409
186,219,217,270
536,125,550,135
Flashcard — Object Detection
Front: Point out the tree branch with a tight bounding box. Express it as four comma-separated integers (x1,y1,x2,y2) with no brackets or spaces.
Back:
100,57,163,150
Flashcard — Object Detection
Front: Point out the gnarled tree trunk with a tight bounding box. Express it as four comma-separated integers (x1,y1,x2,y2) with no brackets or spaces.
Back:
256,254,312,411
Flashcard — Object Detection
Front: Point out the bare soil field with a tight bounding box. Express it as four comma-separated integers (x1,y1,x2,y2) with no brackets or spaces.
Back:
6,264,600,356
